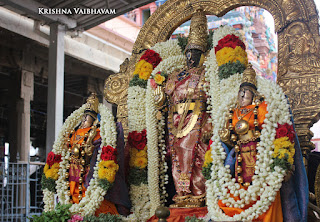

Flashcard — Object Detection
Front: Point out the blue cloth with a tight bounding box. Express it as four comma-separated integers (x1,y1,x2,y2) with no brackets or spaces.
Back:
221,102,308,221
86,122,131,215
280,100,308,222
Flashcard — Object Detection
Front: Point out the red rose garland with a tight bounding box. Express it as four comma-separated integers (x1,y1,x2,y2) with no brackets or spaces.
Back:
100,145,118,163
128,129,147,150
139,49,162,68
275,123,295,143
46,151,62,167
214,34,246,53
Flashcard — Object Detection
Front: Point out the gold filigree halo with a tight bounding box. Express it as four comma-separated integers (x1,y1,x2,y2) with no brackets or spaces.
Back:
84,93,99,119
241,64,257,88
185,8,208,53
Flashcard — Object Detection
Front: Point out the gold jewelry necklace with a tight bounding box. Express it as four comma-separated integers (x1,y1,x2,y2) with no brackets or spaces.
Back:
236,105,255,120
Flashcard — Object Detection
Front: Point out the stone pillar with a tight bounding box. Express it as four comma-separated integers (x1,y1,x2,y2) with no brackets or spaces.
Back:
46,23,65,156
16,70,34,162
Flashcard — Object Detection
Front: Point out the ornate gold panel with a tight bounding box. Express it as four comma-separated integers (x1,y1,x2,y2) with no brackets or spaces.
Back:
104,0,320,168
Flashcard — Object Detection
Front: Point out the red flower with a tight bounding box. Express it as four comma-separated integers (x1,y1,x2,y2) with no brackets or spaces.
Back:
128,129,147,150
214,34,246,54
46,152,55,167
101,145,117,163
54,154,62,163
276,123,296,143
140,49,162,68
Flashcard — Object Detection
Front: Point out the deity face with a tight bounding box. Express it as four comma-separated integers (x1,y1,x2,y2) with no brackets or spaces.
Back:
186,49,202,68
238,87,254,107
81,114,94,128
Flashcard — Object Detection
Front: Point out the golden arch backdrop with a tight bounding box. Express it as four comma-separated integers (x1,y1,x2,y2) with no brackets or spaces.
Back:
105,0,320,167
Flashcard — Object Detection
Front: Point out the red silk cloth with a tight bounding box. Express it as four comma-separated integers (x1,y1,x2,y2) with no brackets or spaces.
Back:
147,207,208,222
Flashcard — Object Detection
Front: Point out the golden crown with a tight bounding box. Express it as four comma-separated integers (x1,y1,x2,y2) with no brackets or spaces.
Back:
84,93,99,118
241,64,257,89
185,8,208,53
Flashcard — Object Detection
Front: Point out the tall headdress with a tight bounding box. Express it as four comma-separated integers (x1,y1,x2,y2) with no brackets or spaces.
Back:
84,93,99,119
185,8,208,53
240,64,257,91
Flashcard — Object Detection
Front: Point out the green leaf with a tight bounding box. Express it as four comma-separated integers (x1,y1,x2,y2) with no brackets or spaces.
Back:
202,163,212,180
128,167,148,185
218,61,246,80
41,174,56,192
185,215,205,222
98,179,112,191
129,74,148,88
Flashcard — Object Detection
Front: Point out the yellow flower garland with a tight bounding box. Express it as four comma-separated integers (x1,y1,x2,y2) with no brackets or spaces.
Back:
154,74,165,85
129,148,148,169
133,59,153,80
44,163,60,180
203,149,213,167
273,137,295,165
98,160,119,183
216,46,248,67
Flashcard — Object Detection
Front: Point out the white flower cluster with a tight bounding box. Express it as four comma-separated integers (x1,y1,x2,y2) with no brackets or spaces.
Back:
127,184,152,222
151,39,182,60
158,114,169,204
99,103,117,147
206,75,292,221
211,25,242,48
44,104,116,216
52,104,86,154
146,81,162,215
204,51,219,121
127,38,185,218
151,55,186,77
127,86,147,132
204,26,244,122
43,189,55,212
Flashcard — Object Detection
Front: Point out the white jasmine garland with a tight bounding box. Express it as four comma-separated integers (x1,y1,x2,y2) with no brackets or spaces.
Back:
158,115,169,204
127,184,151,221
151,39,182,60
146,80,161,215
43,189,55,212
127,86,147,132
44,103,117,216
206,75,292,221
127,38,185,218
151,55,186,77
211,25,242,48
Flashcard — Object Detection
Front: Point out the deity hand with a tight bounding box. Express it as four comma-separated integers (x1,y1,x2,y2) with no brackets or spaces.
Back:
84,144,94,157
219,118,233,147
153,85,166,109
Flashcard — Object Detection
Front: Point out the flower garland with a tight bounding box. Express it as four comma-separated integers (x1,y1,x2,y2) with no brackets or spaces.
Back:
128,130,148,185
151,55,185,77
204,26,247,122
205,75,293,221
43,103,117,216
127,39,183,219
202,25,296,220
150,39,182,60
146,79,161,215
